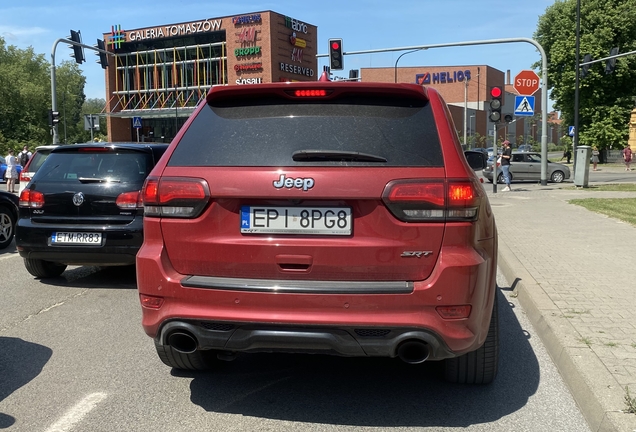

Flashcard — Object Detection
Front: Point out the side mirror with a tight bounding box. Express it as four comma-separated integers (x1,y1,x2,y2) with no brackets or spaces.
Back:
464,151,486,171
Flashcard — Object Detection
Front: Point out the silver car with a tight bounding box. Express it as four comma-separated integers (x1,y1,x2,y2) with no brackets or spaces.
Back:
482,151,570,183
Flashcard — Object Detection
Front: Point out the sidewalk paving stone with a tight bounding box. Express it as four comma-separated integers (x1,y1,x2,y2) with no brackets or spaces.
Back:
488,182,636,432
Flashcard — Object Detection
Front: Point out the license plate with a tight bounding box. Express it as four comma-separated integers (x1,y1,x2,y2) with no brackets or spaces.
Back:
52,232,102,244
240,206,352,235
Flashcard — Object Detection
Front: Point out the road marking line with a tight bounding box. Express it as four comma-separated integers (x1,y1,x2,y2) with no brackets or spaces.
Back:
45,392,107,432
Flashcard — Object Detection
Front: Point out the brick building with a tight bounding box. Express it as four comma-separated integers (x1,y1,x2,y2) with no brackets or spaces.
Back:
101,11,318,142
362,66,553,148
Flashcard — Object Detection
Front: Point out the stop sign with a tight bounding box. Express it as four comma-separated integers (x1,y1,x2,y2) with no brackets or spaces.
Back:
513,70,540,95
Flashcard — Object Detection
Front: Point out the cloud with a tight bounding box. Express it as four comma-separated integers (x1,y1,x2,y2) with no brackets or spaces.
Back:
0,25,48,41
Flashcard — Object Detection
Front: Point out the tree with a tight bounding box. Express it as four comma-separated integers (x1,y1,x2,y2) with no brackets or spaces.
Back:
534,0,636,150
55,62,86,144
0,36,88,151
0,37,50,150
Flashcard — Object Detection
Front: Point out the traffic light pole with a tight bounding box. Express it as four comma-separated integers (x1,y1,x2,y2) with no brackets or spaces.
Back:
50,38,114,144
318,36,550,185
493,123,498,194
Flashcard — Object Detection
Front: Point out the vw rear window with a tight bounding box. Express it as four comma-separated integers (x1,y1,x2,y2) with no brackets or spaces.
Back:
33,151,151,184
169,96,444,167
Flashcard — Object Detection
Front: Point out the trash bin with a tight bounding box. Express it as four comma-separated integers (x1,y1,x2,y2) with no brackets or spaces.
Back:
574,145,591,187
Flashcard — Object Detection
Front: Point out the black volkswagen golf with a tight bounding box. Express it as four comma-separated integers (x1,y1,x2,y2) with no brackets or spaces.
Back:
16,143,168,278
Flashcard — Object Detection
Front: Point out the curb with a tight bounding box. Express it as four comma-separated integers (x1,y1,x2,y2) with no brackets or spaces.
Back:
497,238,636,432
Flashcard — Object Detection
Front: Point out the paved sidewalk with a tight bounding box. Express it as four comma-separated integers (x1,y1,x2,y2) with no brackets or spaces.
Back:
487,181,636,432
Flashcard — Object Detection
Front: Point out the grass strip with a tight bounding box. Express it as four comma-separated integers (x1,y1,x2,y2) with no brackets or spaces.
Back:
566,184,636,192
569,198,636,226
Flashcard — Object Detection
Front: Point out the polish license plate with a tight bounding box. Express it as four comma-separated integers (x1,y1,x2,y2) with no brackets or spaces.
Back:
52,232,102,244
240,206,352,235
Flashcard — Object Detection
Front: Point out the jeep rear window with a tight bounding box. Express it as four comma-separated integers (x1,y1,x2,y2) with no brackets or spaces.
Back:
169,96,444,167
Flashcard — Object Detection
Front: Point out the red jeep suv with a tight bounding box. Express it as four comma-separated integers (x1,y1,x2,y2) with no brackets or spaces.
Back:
137,81,499,384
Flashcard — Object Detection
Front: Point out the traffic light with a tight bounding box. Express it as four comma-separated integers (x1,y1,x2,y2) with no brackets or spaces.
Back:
605,47,619,74
489,86,503,122
504,114,513,123
95,39,108,69
69,30,85,64
48,109,60,127
328,38,343,71
580,53,591,78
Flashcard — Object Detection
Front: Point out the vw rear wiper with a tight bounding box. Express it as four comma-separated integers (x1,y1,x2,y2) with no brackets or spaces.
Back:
292,150,387,163
78,177,120,183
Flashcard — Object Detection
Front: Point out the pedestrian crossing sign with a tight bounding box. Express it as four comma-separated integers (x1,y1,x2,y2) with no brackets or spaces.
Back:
514,95,535,117
132,116,142,129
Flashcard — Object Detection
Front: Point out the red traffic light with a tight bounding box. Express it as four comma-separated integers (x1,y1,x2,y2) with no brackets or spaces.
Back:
490,86,502,98
331,41,340,50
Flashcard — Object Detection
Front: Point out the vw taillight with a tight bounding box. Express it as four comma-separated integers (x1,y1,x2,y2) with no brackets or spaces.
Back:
116,191,143,209
19,189,45,208
142,177,210,218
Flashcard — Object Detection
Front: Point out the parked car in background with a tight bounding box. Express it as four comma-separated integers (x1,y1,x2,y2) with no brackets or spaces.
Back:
18,145,59,193
516,144,532,152
16,143,169,278
487,148,502,158
0,156,23,184
136,81,499,384
0,191,19,249
482,151,570,183
470,147,490,161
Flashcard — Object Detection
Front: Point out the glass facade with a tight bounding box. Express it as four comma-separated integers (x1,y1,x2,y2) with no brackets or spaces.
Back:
110,31,227,142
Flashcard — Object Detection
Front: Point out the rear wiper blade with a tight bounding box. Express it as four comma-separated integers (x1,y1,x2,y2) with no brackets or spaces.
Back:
77,177,120,183
292,150,387,163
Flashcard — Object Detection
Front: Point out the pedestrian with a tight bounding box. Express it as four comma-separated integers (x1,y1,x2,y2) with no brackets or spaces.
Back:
591,146,600,171
500,140,512,192
623,146,633,171
18,145,31,167
4,149,18,193
565,149,572,164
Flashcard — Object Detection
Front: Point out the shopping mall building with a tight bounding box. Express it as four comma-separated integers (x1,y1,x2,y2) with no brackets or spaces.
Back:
101,11,559,145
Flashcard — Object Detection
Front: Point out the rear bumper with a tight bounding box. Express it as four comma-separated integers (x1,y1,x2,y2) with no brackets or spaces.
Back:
16,218,143,266
159,319,452,359
136,235,498,359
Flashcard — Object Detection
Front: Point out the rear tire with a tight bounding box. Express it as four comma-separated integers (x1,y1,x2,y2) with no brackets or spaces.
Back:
496,173,509,184
154,339,217,371
444,294,499,384
0,205,16,250
551,170,565,183
23,258,67,278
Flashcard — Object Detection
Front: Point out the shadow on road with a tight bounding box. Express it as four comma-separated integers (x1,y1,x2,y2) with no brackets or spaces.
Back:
178,289,540,428
35,265,137,290
0,337,52,429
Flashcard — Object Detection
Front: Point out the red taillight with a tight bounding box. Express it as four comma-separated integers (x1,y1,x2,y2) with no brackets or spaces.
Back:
79,147,111,152
19,189,45,208
116,191,142,209
294,89,327,97
382,179,481,222
386,182,445,207
140,294,164,309
436,305,472,319
142,177,210,218
447,180,481,221
19,171,31,183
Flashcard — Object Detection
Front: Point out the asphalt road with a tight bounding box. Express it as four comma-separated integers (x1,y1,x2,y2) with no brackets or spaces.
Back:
0,246,590,432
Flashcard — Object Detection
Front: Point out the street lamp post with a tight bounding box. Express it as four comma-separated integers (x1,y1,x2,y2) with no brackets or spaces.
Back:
470,115,476,146
574,0,581,170
394,48,427,83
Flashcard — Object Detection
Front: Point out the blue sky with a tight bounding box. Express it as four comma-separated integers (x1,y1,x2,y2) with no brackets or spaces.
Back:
1,0,554,101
